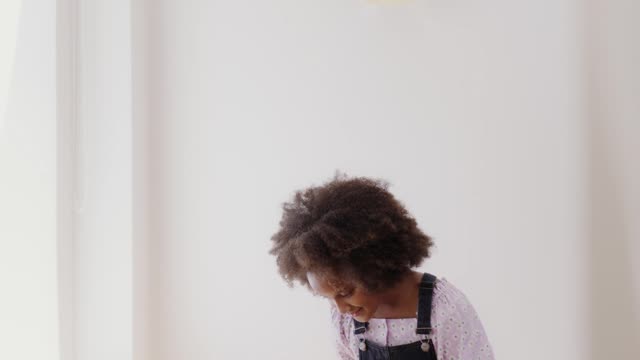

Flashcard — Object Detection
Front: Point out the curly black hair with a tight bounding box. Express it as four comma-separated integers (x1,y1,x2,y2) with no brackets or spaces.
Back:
269,173,434,293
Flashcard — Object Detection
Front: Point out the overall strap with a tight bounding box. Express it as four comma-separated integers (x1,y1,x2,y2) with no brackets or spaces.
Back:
416,273,437,335
353,319,368,335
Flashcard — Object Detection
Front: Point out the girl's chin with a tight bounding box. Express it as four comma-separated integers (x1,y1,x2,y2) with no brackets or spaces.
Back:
351,309,367,321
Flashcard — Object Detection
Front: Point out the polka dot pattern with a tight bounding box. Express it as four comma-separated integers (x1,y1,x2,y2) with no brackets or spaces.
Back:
330,278,495,360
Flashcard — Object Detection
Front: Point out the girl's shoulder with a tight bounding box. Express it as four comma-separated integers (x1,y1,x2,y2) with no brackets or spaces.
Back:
432,277,473,308
330,277,475,328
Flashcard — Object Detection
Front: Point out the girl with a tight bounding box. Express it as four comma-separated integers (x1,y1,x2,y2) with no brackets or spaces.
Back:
270,174,494,360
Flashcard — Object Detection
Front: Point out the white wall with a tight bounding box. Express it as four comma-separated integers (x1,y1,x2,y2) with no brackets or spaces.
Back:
2,0,634,359
0,0,21,129
0,1,59,359
61,1,136,359
144,1,589,359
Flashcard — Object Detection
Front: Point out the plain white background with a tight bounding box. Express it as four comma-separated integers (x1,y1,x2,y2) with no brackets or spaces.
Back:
143,0,637,359
0,1,58,359
0,0,638,360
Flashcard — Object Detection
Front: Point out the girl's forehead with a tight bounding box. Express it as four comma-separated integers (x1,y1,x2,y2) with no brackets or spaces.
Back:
326,277,352,289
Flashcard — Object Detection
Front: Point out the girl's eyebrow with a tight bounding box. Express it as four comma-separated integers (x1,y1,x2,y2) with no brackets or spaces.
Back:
313,290,335,299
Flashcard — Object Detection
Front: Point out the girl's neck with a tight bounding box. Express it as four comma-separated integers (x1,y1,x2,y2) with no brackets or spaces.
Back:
372,270,423,319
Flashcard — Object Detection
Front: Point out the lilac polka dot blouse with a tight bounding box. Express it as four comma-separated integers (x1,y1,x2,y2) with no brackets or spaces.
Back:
330,278,495,360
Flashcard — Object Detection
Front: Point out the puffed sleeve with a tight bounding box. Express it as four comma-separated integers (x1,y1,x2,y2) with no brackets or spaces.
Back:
330,304,358,360
431,279,495,360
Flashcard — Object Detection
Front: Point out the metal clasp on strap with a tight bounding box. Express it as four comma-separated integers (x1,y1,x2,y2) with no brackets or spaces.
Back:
416,326,433,335
354,325,367,335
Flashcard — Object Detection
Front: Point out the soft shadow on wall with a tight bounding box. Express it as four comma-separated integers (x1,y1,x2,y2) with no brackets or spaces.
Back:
586,1,640,359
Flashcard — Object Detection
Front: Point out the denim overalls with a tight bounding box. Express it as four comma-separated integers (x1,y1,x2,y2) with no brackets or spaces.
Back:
352,273,438,360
